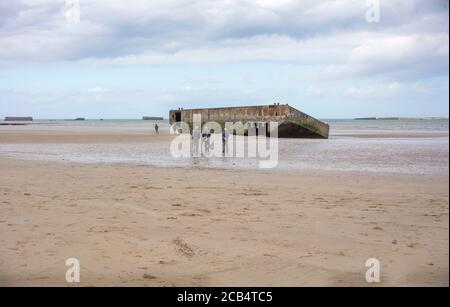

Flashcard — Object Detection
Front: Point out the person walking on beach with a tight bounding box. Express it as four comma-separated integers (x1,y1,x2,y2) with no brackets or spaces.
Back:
222,128,229,155
154,123,159,135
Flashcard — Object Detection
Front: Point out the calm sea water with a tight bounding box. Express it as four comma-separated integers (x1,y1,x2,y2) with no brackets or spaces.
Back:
6,118,446,130
0,119,448,175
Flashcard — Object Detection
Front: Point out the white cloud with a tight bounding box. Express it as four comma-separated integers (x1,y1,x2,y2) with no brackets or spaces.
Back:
87,87,111,93
321,33,449,80
344,82,430,98
0,0,448,81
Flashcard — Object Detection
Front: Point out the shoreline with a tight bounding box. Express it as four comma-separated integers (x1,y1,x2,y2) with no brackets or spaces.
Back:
1,155,449,178
0,127,448,175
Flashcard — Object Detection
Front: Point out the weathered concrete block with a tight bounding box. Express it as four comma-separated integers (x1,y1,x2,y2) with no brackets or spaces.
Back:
169,104,329,139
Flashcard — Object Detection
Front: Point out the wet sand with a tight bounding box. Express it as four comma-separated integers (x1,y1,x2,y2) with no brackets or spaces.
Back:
335,132,449,139
0,128,448,286
0,126,172,144
0,132,173,144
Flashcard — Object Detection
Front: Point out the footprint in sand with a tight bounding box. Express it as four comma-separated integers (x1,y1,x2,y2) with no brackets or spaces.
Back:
172,238,196,258
180,212,202,217
159,260,177,265
142,274,156,280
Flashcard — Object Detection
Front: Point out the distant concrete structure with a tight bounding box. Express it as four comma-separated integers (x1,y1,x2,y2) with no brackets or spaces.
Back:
355,117,377,120
169,104,329,139
5,117,33,121
143,116,163,120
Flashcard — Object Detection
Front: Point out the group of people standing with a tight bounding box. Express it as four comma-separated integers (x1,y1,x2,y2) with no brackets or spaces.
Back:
161,121,231,156
192,127,229,156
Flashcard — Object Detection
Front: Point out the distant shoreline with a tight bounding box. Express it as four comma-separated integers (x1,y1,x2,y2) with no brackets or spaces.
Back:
354,117,449,121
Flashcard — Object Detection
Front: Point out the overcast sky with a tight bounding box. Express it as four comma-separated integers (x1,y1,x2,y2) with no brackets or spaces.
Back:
0,0,448,119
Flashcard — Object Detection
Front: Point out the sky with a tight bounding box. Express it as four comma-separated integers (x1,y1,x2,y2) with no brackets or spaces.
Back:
0,0,448,119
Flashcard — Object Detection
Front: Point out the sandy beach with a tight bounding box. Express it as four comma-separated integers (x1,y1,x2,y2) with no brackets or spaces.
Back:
1,0,448,291
0,125,448,286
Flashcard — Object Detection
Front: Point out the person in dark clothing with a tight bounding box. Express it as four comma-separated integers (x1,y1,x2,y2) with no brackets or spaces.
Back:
222,128,229,155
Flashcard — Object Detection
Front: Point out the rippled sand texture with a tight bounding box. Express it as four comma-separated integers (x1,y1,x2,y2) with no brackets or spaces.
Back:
0,159,448,286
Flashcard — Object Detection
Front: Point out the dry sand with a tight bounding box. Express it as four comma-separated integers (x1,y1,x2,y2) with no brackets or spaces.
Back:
0,130,448,286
